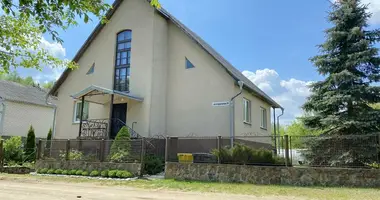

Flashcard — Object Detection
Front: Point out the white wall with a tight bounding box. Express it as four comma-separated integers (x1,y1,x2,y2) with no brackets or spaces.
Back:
2,101,54,138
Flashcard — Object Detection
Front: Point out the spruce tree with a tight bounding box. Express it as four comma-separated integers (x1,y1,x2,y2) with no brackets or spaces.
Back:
25,125,36,162
302,0,380,166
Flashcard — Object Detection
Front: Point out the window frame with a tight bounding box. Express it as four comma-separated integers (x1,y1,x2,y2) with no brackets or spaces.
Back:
243,98,251,124
260,107,267,130
185,57,195,69
73,101,89,123
114,30,132,92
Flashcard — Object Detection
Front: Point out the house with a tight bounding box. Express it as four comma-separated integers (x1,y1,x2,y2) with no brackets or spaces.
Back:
48,0,283,144
0,80,54,138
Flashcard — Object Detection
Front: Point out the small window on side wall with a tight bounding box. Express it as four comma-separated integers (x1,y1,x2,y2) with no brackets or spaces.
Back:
243,98,251,124
185,57,195,69
73,101,89,123
86,63,95,75
260,107,267,129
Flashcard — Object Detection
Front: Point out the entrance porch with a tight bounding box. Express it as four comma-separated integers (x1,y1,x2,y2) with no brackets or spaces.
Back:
71,85,144,140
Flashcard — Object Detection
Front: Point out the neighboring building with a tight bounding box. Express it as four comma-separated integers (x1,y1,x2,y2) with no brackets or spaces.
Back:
49,0,283,143
0,80,54,138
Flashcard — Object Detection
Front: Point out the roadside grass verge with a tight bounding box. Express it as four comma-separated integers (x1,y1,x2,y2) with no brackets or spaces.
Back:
1,173,379,200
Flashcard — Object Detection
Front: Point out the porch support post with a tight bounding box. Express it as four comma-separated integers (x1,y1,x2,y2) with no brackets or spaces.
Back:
78,96,85,137
108,94,114,139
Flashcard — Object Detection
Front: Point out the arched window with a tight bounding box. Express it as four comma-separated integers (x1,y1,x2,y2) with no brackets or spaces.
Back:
114,30,132,92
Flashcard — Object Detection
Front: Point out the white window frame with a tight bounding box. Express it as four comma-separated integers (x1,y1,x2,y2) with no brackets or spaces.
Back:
243,98,251,124
73,101,89,123
260,107,267,129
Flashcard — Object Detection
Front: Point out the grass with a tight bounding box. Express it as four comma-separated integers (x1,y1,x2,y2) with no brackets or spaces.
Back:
1,173,380,200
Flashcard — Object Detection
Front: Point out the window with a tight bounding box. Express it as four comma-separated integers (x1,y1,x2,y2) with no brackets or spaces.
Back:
73,101,89,123
243,98,251,123
260,107,267,129
114,30,132,92
86,63,95,75
185,57,195,69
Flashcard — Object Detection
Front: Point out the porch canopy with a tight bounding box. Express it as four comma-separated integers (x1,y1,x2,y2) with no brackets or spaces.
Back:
71,85,143,104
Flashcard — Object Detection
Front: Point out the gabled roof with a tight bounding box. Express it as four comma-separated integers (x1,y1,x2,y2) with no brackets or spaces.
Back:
49,0,282,109
0,80,53,107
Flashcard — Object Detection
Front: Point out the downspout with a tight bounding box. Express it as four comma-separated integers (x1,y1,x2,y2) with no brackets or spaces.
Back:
230,81,244,148
0,97,5,137
273,108,276,154
277,108,284,154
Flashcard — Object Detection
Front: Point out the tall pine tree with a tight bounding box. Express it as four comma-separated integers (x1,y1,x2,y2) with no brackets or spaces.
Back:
302,0,380,166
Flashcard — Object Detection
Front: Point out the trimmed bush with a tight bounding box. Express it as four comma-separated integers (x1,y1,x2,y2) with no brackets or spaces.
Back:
90,170,99,177
100,170,108,177
75,170,84,176
24,125,36,162
109,127,131,162
69,169,77,175
54,169,63,174
116,170,123,178
108,170,117,178
4,136,23,163
82,171,89,176
62,170,69,175
120,171,133,178
47,169,55,174
38,168,48,174
144,155,164,175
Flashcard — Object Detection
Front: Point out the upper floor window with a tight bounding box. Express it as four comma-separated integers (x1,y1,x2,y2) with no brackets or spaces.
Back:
185,57,195,69
260,107,267,129
243,98,251,124
86,63,95,75
114,30,132,92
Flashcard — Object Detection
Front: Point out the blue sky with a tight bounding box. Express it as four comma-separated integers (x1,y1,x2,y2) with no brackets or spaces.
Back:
16,0,380,123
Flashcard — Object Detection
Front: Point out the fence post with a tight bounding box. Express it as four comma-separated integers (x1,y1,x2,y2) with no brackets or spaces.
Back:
65,139,70,161
284,135,290,167
37,139,42,160
165,136,169,162
0,140,3,167
100,139,105,162
217,136,221,164
140,137,146,177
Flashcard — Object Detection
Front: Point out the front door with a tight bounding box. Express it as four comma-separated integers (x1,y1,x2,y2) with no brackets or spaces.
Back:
111,103,127,139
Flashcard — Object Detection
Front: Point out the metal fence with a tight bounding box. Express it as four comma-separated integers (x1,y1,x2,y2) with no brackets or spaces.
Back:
39,139,144,163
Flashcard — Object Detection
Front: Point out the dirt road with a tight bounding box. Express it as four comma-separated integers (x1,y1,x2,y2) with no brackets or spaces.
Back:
0,179,299,200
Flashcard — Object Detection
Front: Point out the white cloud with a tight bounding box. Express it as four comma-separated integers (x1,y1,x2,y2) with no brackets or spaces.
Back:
334,0,380,24
242,68,312,124
40,37,66,57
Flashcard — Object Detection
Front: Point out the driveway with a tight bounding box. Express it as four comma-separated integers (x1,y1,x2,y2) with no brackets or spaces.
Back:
0,179,300,200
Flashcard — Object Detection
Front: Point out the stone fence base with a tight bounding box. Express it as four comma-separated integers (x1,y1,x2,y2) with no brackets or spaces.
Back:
36,160,141,175
0,166,33,174
165,162,380,187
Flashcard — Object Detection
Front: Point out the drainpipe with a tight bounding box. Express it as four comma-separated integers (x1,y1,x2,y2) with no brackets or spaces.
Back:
0,97,5,137
276,108,284,154
273,108,276,154
230,81,244,148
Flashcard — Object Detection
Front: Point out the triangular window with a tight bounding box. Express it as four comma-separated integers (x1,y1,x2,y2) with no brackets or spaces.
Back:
185,58,195,69
86,63,95,75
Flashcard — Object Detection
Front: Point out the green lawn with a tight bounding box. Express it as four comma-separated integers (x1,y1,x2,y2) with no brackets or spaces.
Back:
1,174,380,200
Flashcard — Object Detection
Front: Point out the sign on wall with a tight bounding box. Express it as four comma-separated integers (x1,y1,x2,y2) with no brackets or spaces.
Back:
212,101,230,107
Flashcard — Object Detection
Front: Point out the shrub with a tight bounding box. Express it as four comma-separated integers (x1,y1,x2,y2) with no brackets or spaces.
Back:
44,128,52,157
4,136,23,163
90,170,99,177
109,127,131,162
62,170,69,175
59,150,84,161
108,170,117,178
211,143,283,165
120,171,133,178
75,170,84,176
38,168,48,174
47,169,55,174
82,171,89,176
69,169,77,175
54,169,63,174
144,155,164,175
100,170,108,177
24,125,36,162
